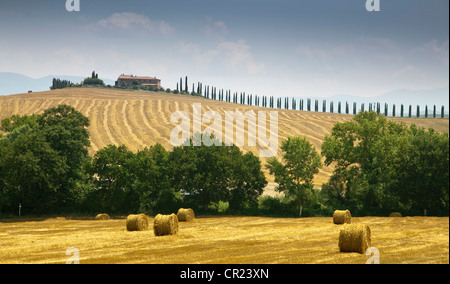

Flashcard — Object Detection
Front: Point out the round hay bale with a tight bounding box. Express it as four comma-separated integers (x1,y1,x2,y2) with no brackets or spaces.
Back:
95,213,110,220
338,224,371,254
389,212,402,217
154,213,179,236
177,208,195,222
126,214,149,231
333,209,351,224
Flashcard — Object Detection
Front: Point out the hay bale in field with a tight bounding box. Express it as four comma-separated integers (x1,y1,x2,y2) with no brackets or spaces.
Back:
177,208,195,222
338,224,371,254
95,213,110,220
333,209,351,224
389,212,402,217
126,214,149,231
154,213,179,236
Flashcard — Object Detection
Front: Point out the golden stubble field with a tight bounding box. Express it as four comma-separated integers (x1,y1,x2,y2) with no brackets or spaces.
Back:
0,216,448,264
1,90,449,264
1,88,448,186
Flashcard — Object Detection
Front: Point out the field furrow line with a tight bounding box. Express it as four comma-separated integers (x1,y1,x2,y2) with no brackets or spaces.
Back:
121,100,146,150
87,99,106,151
129,100,152,148
152,100,171,141
139,100,162,141
23,99,41,115
103,100,120,146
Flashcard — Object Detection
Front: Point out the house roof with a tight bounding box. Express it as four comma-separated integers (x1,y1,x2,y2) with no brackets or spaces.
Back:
118,74,160,81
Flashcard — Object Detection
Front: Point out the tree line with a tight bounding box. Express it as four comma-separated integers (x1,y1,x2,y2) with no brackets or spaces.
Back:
0,106,266,216
0,105,448,217
178,76,446,119
50,71,105,90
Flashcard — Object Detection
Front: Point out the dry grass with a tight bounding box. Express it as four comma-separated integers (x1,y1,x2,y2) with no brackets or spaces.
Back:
1,88,448,187
0,216,448,264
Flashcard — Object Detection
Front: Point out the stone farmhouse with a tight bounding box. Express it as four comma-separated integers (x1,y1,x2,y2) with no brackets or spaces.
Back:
115,74,161,89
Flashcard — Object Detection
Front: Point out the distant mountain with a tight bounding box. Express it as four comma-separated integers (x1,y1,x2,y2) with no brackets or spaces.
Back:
375,88,449,110
0,72,115,96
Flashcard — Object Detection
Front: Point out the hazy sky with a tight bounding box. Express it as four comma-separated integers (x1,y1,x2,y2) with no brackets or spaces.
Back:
0,0,448,98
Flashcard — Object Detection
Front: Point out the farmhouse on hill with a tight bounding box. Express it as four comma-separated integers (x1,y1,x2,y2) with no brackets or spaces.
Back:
115,74,161,89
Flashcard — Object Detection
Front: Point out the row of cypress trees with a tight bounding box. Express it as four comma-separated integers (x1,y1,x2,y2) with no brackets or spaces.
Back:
177,76,446,118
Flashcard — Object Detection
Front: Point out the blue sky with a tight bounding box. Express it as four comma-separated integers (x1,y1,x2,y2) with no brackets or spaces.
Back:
0,0,448,98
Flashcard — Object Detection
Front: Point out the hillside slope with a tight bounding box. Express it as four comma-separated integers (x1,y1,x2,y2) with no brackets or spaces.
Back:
1,88,448,186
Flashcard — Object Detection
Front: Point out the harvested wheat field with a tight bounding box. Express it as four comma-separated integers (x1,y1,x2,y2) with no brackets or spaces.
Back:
0,216,448,264
1,88,448,186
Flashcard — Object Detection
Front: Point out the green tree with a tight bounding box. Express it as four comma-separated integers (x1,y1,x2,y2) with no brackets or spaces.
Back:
395,126,449,215
228,150,267,212
90,145,139,213
1,114,38,132
321,111,403,214
0,126,68,215
133,144,181,214
170,133,266,212
170,134,230,211
319,111,448,216
36,104,92,211
266,137,322,216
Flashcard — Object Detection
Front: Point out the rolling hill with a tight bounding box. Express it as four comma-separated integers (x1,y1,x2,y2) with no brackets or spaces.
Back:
0,72,116,96
0,88,448,187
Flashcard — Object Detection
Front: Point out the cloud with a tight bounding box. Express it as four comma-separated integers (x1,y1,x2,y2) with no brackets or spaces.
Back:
216,40,265,73
296,44,331,60
393,65,421,78
89,12,174,35
411,39,449,66
203,21,228,36
179,39,265,74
